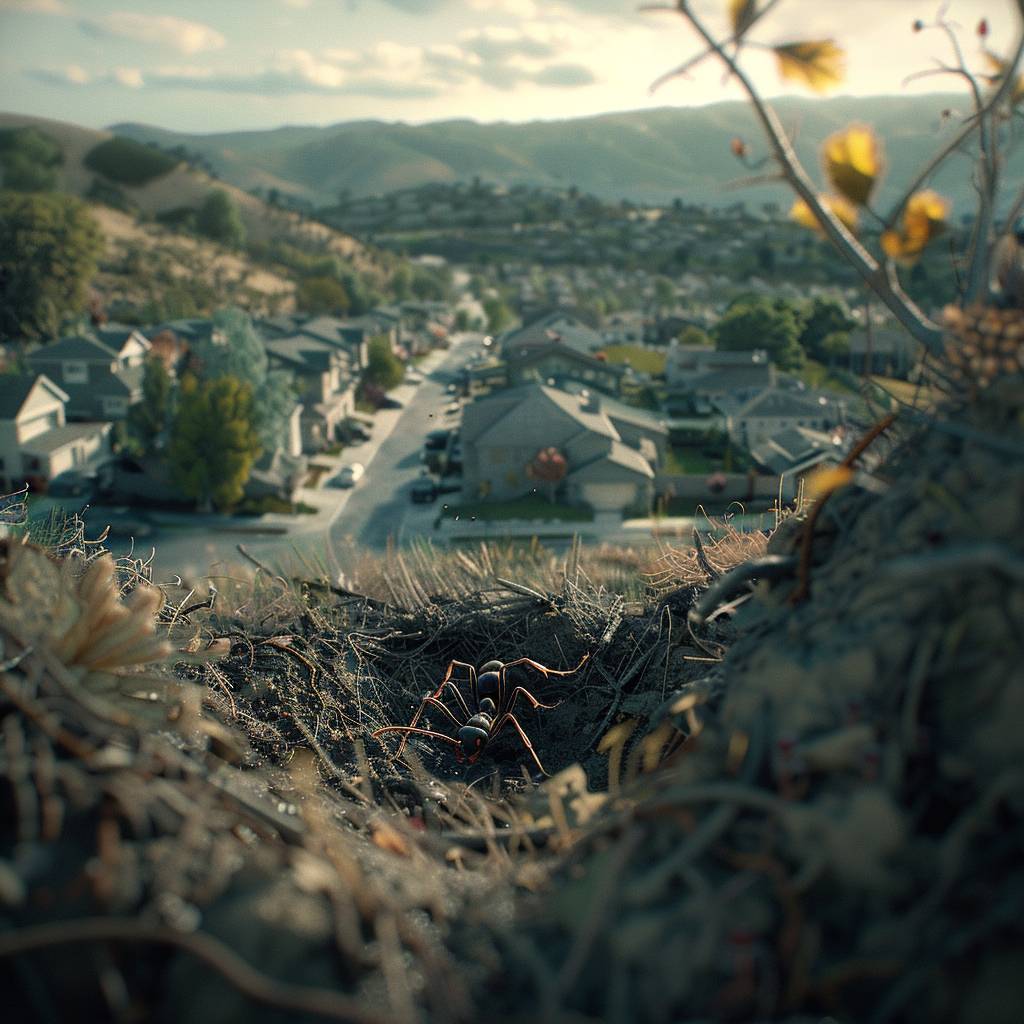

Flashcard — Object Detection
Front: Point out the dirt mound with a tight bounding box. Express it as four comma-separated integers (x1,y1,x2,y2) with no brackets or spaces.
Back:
2,375,1022,1023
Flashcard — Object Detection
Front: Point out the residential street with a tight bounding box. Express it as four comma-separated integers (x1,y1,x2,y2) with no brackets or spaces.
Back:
133,334,479,584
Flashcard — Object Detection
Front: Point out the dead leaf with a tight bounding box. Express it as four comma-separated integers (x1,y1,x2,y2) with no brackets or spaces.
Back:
774,39,845,93
823,124,882,206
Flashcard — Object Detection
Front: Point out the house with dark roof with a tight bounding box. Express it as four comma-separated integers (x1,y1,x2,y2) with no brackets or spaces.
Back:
460,383,655,514
664,343,776,416
497,313,604,358
264,335,356,452
0,375,111,492
847,324,919,379
719,386,846,450
26,332,148,421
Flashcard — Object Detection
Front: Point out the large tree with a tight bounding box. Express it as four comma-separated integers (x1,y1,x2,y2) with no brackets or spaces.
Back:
195,189,246,248
0,191,104,343
168,374,261,513
798,296,856,362
125,356,173,456
713,295,805,370
0,127,63,192
364,334,404,391
192,308,294,452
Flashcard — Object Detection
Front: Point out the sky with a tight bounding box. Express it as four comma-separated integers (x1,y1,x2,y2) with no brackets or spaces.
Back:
0,0,1019,133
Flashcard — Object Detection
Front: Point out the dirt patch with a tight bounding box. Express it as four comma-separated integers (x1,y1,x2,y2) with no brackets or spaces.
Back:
2,372,1023,1022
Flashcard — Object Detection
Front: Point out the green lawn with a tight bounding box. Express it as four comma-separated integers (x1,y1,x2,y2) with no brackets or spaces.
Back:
797,359,859,395
664,445,719,475
441,495,593,522
599,344,666,375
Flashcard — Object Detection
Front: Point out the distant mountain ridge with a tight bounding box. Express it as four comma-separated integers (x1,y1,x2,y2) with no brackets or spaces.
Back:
108,95,1024,214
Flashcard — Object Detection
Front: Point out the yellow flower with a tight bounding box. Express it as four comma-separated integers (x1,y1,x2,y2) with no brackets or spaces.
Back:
823,124,882,206
791,193,859,235
881,190,950,262
773,39,845,93
983,51,1024,106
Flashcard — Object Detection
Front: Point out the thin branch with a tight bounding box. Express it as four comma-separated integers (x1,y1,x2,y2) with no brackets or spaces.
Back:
675,2,943,354
645,0,785,93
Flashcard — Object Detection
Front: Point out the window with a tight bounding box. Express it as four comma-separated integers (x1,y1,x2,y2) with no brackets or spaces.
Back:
62,360,88,384
102,397,128,418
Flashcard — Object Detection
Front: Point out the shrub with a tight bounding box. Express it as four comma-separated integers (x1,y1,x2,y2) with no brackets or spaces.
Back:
84,137,179,186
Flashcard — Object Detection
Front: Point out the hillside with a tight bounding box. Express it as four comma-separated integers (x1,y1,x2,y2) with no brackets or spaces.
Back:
0,111,368,265
107,94,1024,211
87,203,296,321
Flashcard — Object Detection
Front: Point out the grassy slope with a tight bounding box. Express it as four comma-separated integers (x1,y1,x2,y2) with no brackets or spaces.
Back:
0,111,369,266
107,94,1024,208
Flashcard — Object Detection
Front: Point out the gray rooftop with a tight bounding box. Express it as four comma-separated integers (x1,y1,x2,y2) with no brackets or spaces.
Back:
0,375,42,418
29,335,119,362
21,422,109,456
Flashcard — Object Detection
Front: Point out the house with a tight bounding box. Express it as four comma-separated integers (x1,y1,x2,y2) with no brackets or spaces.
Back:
847,325,919,378
719,386,846,450
245,447,308,505
601,311,648,345
26,331,147,421
460,383,655,514
498,312,604,358
0,375,111,493
749,425,844,500
505,343,627,397
264,335,355,453
664,344,775,416
295,316,371,372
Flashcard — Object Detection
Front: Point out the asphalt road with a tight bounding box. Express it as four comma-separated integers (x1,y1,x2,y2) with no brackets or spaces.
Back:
331,336,472,552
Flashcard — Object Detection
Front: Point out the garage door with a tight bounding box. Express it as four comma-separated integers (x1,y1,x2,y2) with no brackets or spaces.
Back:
580,483,631,512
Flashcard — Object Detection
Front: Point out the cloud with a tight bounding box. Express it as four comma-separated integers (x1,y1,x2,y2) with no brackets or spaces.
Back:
467,0,539,15
533,62,596,87
78,12,226,55
0,0,68,12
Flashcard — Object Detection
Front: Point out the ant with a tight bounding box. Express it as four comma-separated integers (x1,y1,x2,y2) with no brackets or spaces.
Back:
372,653,589,776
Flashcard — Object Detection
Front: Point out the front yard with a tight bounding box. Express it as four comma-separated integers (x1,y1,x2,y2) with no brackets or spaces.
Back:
599,344,666,375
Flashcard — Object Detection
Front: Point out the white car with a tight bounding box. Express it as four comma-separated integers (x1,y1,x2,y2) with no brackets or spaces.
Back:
332,463,365,488
405,371,424,385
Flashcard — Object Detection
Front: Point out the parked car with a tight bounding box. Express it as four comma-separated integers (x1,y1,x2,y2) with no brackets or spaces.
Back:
443,402,461,417
405,371,424,385
378,396,404,410
410,478,438,504
331,463,365,488
92,507,154,540
424,429,452,452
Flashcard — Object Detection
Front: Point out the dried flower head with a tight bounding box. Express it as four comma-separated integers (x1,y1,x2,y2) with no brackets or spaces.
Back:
0,543,172,692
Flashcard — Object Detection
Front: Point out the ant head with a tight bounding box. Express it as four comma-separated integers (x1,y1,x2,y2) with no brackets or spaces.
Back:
457,724,488,763
479,697,496,716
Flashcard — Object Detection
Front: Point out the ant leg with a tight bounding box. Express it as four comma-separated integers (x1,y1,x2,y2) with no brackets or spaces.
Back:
500,652,590,681
396,660,475,758
438,682,472,721
372,725,461,751
422,696,465,731
490,713,549,777
504,686,559,714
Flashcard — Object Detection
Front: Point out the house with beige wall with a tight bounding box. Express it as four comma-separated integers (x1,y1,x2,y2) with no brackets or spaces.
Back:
0,375,111,492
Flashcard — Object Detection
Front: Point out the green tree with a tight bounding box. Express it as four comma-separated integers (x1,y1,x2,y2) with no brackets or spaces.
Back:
798,296,855,362
195,189,246,248
482,295,513,335
713,296,805,370
168,373,261,513
677,324,713,347
364,334,404,391
0,191,104,343
193,308,295,452
296,275,350,316
0,128,63,192
819,330,851,368
125,356,172,455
